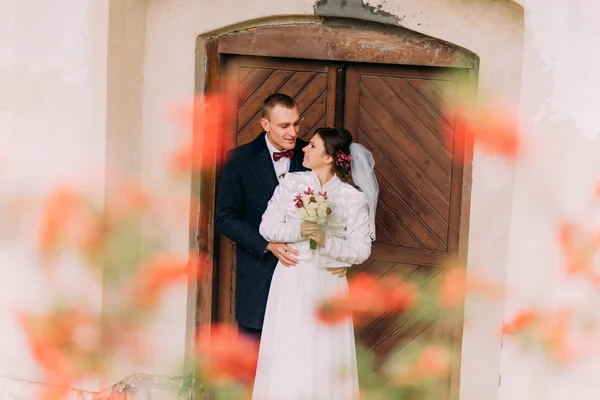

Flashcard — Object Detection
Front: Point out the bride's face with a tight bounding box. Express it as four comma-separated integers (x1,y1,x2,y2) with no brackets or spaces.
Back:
302,134,333,171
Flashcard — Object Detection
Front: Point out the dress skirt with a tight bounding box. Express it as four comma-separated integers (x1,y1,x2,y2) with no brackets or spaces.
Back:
252,256,358,400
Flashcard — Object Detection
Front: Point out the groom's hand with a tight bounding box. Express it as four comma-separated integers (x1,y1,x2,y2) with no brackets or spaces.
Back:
266,242,299,267
327,267,348,278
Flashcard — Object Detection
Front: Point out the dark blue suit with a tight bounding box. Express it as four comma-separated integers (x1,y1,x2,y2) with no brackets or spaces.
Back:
215,132,308,330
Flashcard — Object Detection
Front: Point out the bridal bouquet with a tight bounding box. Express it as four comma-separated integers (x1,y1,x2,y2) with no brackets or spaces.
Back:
294,187,332,249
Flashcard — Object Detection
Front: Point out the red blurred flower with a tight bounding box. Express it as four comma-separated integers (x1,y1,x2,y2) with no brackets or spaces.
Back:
196,323,259,383
18,308,102,398
438,268,502,308
170,93,234,174
128,252,198,309
413,345,451,379
449,99,520,159
317,273,418,326
502,308,591,365
539,309,582,364
108,182,150,218
438,269,467,308
39,188,82,262
558,221,600,278
39,182,152,268
391,345,451,386
502,309,539,335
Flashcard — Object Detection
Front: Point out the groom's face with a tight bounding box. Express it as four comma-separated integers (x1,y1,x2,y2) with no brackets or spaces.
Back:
261,105,300,151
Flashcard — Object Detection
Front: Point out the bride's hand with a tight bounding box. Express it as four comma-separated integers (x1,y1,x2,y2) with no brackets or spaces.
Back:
301,221,318,237
307,229,326,248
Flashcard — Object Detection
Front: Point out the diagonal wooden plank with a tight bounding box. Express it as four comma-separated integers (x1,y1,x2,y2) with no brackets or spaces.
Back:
352,258,377,274
359,83,452,186
365,271,447,360
361,131,450,246
300,95,326,133
375,199,424,249
394,262,430,280
238,67,253,84
358,262,445,343
236,71,327,145
295,73,328,114
278,71,319,96
374,168,448,252
238,68,274,107
361,312,423,361
381,76,454,152
361,76,453,169
359,107,451,206
405,78,454,126
237,69,296,133
302,114,326,141
357,264,444,346
429,79,457,105
404,78,455,140
375,219,401,246
373,318,447,373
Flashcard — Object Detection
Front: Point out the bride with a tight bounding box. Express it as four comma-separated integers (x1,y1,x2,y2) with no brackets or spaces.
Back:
252,127,378,400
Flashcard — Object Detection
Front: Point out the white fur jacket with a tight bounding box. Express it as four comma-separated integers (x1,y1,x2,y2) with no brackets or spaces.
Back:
259,171,373,268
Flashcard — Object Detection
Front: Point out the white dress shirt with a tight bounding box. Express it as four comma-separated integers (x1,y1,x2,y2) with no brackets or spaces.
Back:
265,134,292,181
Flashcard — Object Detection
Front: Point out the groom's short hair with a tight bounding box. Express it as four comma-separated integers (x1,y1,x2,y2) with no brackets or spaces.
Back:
261,93,298,119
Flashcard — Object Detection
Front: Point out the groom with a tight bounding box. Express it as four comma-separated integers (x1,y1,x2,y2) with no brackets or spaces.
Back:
215,93,346,339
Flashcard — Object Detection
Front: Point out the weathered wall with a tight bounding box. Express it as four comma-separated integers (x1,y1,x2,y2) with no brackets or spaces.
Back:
102,0,152,386
0,0,531,397
0,0,109,390
141,1,524,399
11,0,600,397
499,0,600,398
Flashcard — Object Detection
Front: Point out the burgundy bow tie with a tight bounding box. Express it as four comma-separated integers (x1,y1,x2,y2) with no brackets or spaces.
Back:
273,150,294,162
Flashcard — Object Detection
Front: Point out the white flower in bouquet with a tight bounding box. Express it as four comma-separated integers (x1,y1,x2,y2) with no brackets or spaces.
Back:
306,208,318,220
298,207,309,220
316,203,329,223
294,187,332,249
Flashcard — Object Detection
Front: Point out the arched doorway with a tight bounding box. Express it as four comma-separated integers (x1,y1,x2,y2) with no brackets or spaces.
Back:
196,20,478,398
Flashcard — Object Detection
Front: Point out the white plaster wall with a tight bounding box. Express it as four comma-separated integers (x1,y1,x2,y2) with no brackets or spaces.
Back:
499,0,600,398
142,0,524,398
0,0,108,390
11,0,600,397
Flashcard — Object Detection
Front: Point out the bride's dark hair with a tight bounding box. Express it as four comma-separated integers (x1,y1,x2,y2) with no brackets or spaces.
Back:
314,127,353,184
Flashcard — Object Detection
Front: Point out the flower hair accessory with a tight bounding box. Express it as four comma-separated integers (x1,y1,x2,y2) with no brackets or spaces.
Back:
335,150,352,169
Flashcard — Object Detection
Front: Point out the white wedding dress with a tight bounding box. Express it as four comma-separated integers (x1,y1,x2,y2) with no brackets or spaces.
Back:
252,171,373,400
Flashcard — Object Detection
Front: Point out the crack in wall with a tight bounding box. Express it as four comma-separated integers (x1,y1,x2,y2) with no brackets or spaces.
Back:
314,0,400,25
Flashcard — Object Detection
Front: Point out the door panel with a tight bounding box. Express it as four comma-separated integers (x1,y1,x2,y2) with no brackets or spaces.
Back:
217,56,338,324
344,64,469,397
215,58,470,398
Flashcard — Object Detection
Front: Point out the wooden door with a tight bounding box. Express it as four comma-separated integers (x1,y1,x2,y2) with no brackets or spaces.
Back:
344,64,469,397
217,55,338,323
215,57,469,397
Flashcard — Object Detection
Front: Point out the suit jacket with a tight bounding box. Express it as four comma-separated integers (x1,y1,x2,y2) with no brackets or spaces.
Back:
215,132,309,329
